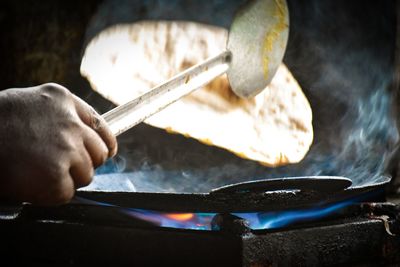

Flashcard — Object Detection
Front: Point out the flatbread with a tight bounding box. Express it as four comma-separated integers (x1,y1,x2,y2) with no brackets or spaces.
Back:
80,21,313,166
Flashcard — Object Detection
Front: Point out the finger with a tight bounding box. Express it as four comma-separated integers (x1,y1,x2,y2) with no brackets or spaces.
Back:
27,167,75,206
69,146,94,188
81,123,109,168
1,160,76,206
71,94,118,157
38,172,76,206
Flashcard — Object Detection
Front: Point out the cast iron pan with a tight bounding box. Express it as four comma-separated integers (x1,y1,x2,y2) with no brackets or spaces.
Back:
75,175,390,213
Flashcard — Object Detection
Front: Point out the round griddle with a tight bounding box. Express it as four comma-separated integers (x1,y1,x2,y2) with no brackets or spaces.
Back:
76,175,390,212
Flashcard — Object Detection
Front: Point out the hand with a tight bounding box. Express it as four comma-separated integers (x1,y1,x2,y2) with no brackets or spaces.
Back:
0,83,117,205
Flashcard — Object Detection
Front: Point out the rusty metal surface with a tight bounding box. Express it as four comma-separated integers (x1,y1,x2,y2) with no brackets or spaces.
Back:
243,219,400,267
0,218,242,266
0,203,399,266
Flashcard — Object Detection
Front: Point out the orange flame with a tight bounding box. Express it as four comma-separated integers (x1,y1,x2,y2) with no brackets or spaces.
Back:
165,213,194,221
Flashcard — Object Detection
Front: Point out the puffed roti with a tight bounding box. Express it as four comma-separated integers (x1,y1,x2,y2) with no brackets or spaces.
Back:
81,21,313,166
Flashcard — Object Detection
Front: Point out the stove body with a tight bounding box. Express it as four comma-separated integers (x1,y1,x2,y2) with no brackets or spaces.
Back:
1,0,400,266
1,198,400,266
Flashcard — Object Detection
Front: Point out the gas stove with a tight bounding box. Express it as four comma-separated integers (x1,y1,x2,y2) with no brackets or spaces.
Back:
1,0,400,266
1,180,399,266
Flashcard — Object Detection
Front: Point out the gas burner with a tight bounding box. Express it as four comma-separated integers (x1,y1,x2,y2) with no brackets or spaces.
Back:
1,196,400,266
2,0,400,266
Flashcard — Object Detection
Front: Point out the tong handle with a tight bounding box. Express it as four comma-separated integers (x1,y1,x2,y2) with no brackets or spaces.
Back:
102,51,231,136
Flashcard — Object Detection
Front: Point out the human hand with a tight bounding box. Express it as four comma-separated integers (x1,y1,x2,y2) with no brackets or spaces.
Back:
0,83,117,205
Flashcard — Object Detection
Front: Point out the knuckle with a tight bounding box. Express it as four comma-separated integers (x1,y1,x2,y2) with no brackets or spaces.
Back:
54,190,74,205
60,118,82,133
76,168,94,188
41,179,74,205
90,114,102,130
44,160,67,180
94,155,107,168
83,169,94,186
70,161,94,188
51,182,74,205
51,132,76,154
42,163,74,204
39,83,70,97
25,159,74,205
88,109,104,131
93,156,104,168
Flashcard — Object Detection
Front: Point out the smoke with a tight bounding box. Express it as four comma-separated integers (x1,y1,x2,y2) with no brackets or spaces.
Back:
279,0,398,187
277,89,399,187
335,90,399,185
83,0,399,193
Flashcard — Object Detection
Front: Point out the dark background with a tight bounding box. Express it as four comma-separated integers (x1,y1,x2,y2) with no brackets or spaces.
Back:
0,0,398,192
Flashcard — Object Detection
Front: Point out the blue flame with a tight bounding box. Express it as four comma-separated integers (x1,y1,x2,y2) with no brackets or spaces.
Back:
232,200,352,230
74,192,373,231
122,209,216,230
74,196,216,230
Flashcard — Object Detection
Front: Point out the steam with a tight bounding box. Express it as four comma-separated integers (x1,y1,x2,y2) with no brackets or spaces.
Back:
285,89,399,187
277,0,399,187
334,90,399,185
